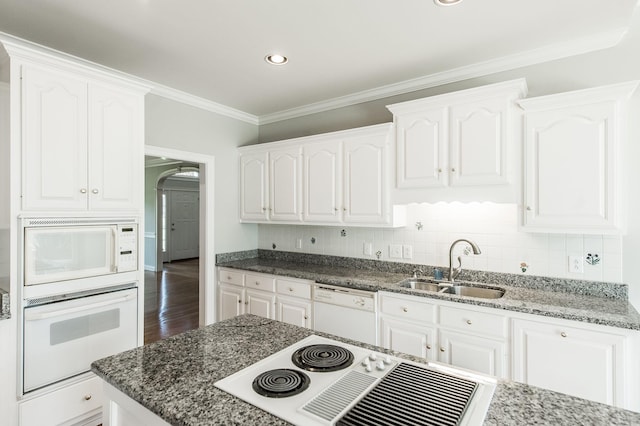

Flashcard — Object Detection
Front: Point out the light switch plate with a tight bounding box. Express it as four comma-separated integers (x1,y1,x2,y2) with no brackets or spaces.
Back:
363,242,373,256
403,245,413,259
389,244,402,259
568,255,584,273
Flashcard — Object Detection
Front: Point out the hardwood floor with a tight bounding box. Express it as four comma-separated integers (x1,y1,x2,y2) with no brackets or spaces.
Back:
144,258,199,344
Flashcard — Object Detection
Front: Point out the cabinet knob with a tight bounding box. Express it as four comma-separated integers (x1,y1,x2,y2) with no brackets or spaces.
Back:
439,347,445,352
80,188,87,194
91,189,99,194
289,287,294,292
256,281,260,285
227,276,232,280
84,395,92,401
560,331,567,338
343,207,347,212
334,207,338,212
526,206,532,211
304,315,308,320
426,344,432,350
466,319,472,325
451,168,456,172
402,307,408,313
238,300,242,304
245,301,249,305
437,168,442,173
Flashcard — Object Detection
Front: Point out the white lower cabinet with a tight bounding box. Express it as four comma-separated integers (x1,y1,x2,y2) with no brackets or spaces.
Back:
378,292,509,379
438,329,506,378
218,268,312,328
19,374,102,426
512,317,629,408
380,315,436,359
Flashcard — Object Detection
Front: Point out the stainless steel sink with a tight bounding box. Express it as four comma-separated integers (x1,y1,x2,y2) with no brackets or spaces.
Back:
441,285,505,299
397,278,442,292
398,278,505,299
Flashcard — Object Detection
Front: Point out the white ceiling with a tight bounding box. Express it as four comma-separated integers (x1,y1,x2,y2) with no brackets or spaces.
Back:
0,0,638,122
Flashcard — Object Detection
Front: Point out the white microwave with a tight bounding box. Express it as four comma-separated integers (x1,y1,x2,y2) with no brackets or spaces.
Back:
22,218,138,286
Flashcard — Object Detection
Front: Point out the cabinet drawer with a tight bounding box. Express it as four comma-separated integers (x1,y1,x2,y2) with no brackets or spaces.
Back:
218,269,244,287
245,273,276,292
19,375,103,426
379,294,436,323
439,305,507,339
276,278,311,299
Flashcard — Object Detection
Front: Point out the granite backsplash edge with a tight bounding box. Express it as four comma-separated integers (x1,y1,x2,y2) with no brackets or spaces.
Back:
216,249,628,300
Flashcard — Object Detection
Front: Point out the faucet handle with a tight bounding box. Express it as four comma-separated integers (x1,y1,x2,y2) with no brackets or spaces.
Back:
412,268,424,278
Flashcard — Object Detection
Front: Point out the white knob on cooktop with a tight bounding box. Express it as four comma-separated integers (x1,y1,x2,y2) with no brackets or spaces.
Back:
365,364,373,373
361,358,371,368
376,361,385,371
383,355,392,365
368,353,377,361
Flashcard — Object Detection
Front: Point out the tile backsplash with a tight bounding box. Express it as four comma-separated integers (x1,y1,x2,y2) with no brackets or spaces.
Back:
258,203,623,283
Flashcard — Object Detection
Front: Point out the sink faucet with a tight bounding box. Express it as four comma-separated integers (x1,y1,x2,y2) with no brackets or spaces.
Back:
448,239,482,282
412,268,423,278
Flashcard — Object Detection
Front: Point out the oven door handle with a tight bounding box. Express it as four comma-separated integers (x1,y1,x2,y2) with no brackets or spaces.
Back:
24,292,136,321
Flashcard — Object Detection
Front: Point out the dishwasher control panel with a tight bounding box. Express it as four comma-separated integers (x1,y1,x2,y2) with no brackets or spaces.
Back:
313,284,377,312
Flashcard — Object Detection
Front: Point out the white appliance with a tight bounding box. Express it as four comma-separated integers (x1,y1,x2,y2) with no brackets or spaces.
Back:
22,285,138,393
22,217,138,287
215,335,496,426
313,284,377,345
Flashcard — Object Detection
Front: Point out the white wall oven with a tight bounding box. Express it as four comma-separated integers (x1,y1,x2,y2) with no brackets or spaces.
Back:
22,217,138,297
22,285,138,393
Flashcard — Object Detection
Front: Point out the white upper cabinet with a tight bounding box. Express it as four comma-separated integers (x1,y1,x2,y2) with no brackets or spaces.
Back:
240,151,269,221
388,79,527,202
22,64,89,211
240,147,302,222
19,60,146,214
240,123,404,227
269,147,302,221
518,81,638,234
303,141,342,223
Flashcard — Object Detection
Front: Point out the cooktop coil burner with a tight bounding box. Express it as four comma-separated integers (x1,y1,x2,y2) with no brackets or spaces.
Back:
252,369,310,398
291,344,354,372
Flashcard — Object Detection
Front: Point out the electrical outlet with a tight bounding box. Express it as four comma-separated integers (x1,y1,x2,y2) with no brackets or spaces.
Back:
296,238,302,249
363,242,373,256
403,245,413,259
389,244,402,259
568,255,584,273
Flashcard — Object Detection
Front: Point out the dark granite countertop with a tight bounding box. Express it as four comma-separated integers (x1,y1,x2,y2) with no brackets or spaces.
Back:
218,255,640,331
92,315,640,426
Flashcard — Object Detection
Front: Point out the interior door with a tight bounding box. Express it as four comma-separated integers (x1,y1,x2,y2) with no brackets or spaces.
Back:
169,190,200,261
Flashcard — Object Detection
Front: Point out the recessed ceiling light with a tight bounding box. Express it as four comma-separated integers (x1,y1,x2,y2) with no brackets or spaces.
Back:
265,54,288,65
434,0,463,6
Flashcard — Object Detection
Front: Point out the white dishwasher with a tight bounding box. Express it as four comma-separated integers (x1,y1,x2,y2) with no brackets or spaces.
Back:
313,283,378,345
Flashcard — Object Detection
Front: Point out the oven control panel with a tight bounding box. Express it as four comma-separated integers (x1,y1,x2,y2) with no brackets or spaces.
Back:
117,224,138,272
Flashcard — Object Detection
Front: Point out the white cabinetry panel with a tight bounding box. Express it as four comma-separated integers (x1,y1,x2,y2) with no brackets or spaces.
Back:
519,81,638,233
269,147,302,221
239,151,269,221
303,141,342,223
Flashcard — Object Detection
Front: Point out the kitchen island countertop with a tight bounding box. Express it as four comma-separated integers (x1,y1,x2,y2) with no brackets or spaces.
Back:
218,256,640,330
91,315,640,426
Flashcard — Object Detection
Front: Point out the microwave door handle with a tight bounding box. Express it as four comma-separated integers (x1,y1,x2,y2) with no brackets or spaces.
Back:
24,292,136,321
111,227,118,273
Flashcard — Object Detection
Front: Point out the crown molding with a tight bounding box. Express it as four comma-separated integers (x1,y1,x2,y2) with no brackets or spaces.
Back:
149,84,258,125
0,31,259,125
258,27,628,125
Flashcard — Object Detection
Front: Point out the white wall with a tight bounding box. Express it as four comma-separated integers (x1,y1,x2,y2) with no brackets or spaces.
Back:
145,94,259,254
256,10,640,310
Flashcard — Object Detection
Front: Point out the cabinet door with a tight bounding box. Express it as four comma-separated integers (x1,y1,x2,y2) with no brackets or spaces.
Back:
218,284,244,321
395,107,447,188
449,97,509,186
512,319,625,406
245,289,276,319
277,295,312,329
22,64,88,211
239,151,269,221
303,141,342,223
269,147,302,221
438,329,507,378
343,132,389,224
88,83,143,211
380,315,436,360
523,102,618,231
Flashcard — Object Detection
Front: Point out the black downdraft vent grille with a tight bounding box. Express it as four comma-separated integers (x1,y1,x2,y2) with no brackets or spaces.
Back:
337,363,478,426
